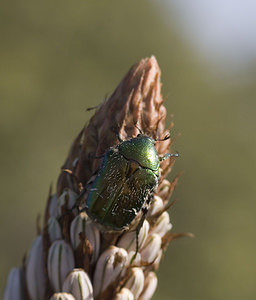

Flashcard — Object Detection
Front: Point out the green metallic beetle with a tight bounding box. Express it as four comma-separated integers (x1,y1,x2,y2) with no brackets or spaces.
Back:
84,133,178,232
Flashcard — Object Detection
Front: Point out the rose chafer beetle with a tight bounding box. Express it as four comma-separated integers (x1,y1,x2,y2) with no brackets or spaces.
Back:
84,132,178,233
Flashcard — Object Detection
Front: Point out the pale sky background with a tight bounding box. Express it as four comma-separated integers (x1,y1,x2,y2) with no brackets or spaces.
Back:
162,0,256,74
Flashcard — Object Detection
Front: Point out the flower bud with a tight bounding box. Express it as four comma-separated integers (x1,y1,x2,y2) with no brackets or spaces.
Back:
140,233,162,264
114,288,134,300
139,272,158,300
117,220,149,252
3,268,25,300
26,235,46,300
93,246,128,298
150,211,172,237
62,269,93,300
48,240,75,292
152,249,163,269
49,194,59,218
127,251,141,267
157,179,171,201
49,293,76,300
146,195,164,217
70,212,100,262
123,267,144,300
48,217,62,243
58,189,78,215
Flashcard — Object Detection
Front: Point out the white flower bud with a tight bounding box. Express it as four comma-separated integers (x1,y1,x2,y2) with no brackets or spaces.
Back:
49,194,59,218
153,249,163,269
117,220,149,252
48,217,62,243
48,240,75,292
147,195,164,217
3,268,25,300
70,212,100,262
57,189,78,215
26,235,46,300
62,269,93,300
140,233,162,264
127,251,141,267
123,267,144,300
150,211,172,237
114,288,134,300
139,272,158,300
157,179,171,201
50,293,76,300
93,246,128,298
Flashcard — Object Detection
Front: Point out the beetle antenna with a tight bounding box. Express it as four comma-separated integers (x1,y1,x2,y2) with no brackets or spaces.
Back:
159,152,179,161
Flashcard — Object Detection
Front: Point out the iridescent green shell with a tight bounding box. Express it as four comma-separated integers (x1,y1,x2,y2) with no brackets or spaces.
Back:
85,135,160,231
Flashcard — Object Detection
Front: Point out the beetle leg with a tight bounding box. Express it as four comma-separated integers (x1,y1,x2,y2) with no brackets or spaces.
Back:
110,126,123,142
156,134,170,141
135,207,148,250
129,203,150,265
130,210,147,265
62,168,84,192
134,123,144,135
132,191,154,263
57,187,88,224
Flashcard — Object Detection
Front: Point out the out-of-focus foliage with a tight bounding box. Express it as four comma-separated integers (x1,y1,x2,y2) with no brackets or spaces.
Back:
1,1,256,300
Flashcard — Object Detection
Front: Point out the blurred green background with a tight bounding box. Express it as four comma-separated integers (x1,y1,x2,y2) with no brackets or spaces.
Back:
1,1,256,299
